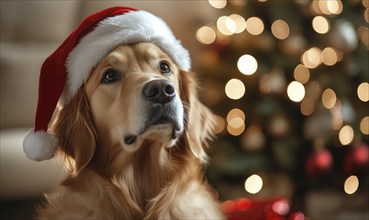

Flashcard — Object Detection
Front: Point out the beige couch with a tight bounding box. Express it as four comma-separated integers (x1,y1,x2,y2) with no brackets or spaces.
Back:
0,1,215,199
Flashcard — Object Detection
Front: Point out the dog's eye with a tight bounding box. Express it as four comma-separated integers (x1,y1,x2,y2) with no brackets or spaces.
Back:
101,69,120,84
159,62,171,75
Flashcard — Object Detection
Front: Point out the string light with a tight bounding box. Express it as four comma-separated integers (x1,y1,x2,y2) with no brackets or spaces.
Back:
357,82,369,102
322,88,337,109
287,81,305,102
313,0,343,15
326,0,343,15
227,108,245,121
225,78,245,100
360,116,369,135
227,120,245,136
208,0,227,9
301,98,315,116
321,47,338,66
217,16,236,36
196,26,216,44
226,108,246,136
213,115,226,134
294,64,310,84
338,125,354,146
312,16,330,34
330,103,343,130
344,175,359,195
301,47,322,69
363,0,369,8
271,19,290,40
237,54,258,75
229,14,247,34
357,26,369,49
246,17,264,35
244,174,263,194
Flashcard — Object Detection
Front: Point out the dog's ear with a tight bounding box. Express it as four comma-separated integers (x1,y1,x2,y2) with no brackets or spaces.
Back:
179,71,216,164
52,87,97,174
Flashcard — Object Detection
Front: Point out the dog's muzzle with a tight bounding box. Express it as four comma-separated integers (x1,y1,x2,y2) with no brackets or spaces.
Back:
124,79,183,145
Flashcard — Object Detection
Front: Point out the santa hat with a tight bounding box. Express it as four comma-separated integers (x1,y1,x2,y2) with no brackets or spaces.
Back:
23,6,191,161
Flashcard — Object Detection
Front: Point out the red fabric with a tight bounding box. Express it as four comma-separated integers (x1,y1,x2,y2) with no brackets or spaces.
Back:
34,6,136,131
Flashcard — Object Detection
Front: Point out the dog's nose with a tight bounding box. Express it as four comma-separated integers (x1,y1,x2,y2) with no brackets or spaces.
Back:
143,80,176,104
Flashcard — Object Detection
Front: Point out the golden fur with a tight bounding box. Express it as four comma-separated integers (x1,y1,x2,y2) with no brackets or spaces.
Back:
37,43,224,219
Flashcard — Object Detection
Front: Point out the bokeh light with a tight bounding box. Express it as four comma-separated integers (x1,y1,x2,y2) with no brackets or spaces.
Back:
338,125,354,146
360,116,369,135
344,175,359,195
246,17,264,35
331,104,343,130
227,108,246,122
287,81,305,102
196,26,216,44
322,88,337,109
312,0,343,15
272,200,290,216
227,109,246,136
217,16,236,36
301,47,322,69
271,19,290,40
357,82,369,102
301,98,315,116
357,26,369,49
227,123,245,136
321,47,338,66
237,54,258,75
229,14,247,33
213,115,226,134
225,78,245,100
208,0,227,9
326,0,343,14
244,174,263,194
364,0,369,8
294,64,310,84
312,16,330,34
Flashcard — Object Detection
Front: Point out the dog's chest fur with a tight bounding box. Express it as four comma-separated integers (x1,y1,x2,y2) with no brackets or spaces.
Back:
38,142,219,220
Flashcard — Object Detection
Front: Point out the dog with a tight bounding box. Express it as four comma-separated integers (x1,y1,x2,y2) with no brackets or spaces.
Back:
36,42,224,219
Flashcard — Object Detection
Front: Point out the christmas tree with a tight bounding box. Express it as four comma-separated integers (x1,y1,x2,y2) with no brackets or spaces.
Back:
194,0,369,219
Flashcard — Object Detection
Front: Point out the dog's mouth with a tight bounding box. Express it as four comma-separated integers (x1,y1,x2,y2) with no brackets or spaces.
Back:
124,105,182,145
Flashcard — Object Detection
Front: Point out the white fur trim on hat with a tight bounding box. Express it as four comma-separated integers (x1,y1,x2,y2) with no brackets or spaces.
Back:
23,129,58,161
62,10,190,104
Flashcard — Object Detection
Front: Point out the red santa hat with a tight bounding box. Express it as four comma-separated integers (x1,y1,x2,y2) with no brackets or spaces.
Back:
23,6,191,161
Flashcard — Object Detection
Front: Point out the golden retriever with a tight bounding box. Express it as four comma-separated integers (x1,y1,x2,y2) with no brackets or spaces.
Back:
36,42,224,219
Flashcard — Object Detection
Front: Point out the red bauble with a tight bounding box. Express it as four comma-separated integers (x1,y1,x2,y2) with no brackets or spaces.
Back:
306,149,333,177
344,143,369,175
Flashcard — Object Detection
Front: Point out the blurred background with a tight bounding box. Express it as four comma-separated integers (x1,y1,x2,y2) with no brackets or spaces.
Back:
1,1,368,219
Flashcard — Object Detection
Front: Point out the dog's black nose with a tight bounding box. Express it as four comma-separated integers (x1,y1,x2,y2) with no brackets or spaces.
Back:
143,80,176,104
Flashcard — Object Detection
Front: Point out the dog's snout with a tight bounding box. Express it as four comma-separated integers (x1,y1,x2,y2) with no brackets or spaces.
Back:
143,80,176,104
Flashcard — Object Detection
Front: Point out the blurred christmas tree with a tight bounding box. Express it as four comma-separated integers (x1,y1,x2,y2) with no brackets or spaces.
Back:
194,0,369,218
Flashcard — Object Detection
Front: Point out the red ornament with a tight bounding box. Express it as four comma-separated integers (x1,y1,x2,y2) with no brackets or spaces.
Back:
236,198,251,211
306,149,333,177
345,143,369,175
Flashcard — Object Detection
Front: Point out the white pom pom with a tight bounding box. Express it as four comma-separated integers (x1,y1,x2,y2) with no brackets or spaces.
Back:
23,129,58,161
